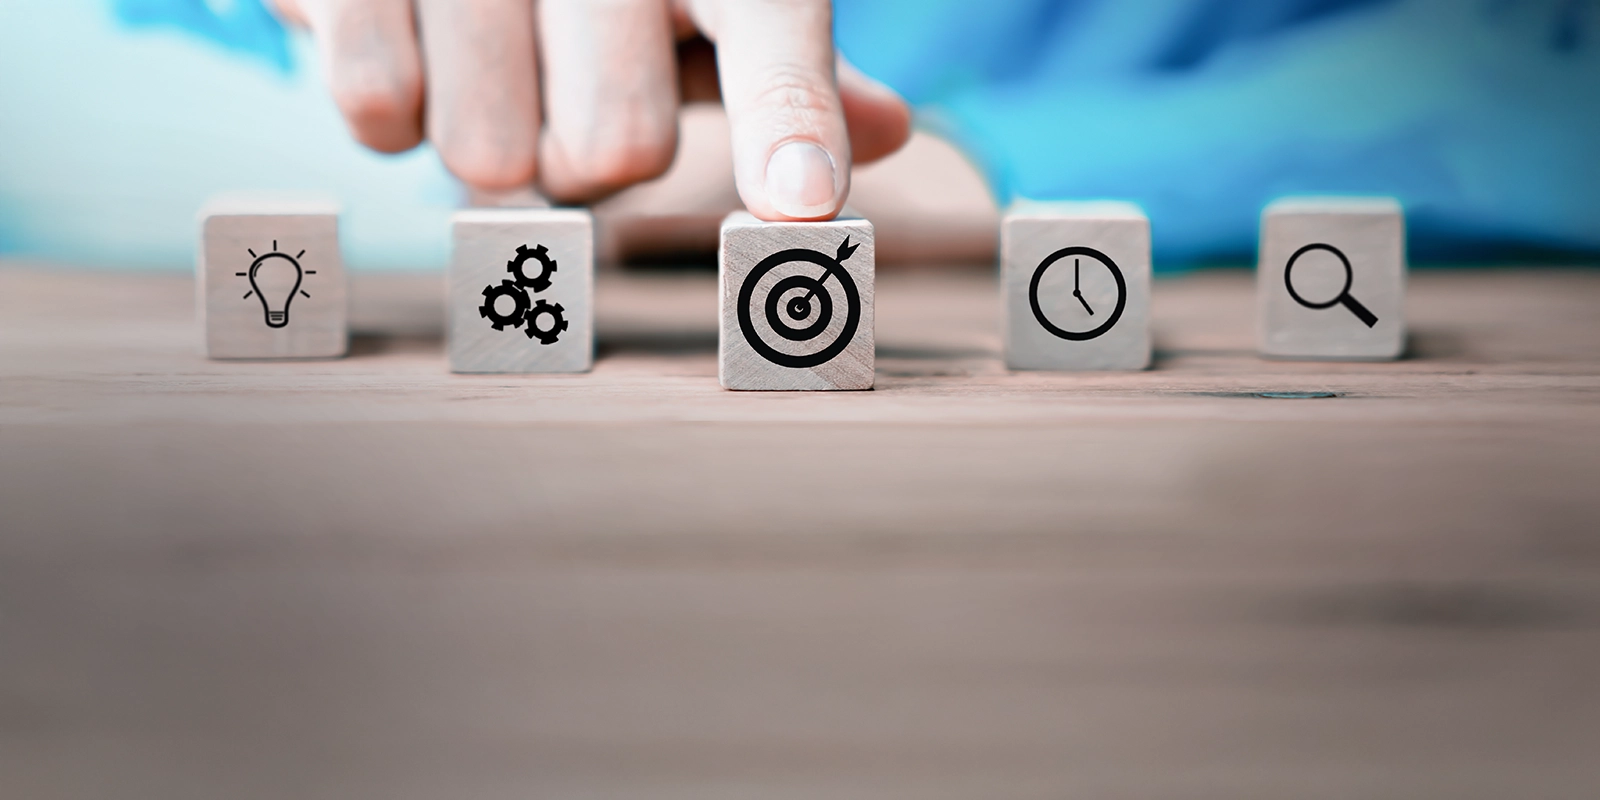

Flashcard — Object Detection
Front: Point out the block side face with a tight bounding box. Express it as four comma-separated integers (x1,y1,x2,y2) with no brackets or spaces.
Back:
1002,212,1151,371
202,214,346,359
1258,209,1405,360
719,218,875,390
449,212,594,373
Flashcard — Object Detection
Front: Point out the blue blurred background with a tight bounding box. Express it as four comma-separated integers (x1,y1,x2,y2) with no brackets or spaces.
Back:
1,0,1596,269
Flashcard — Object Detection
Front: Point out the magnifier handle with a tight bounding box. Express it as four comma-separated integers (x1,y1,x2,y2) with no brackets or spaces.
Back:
1341,294,1379,328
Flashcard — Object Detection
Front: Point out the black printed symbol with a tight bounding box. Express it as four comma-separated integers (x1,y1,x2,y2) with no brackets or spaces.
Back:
525,299,569,345
737,237,862,369
1029,246,1125,341
1284,243,1378,328
238,240,315,328
478,244,566,345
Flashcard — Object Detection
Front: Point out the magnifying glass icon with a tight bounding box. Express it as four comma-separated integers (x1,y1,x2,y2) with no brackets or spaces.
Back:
1284,243,1378,328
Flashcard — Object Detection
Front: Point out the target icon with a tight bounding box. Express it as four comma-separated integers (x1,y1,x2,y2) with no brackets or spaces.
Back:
737,237,862,368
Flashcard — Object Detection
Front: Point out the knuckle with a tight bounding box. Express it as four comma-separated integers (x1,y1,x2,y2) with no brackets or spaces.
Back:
747,65,839,120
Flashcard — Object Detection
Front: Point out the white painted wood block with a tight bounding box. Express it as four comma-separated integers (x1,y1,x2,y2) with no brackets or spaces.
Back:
1258,197,1406,360
448,208,593,374
198,194,346,360
719,212,875,391
1002,201,1152,371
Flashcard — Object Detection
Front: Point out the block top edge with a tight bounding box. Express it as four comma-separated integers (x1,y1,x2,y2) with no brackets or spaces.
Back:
453,207,594,224
721,211,870,229
1264,196,1403,215
199,191,340,217
1004,199,1147,220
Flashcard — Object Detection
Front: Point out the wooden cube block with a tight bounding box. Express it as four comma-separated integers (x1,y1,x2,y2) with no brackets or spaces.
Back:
448,208,593,374
719,212,875,391
1258,197,1406,360
1002,201,1152,371
198,194,346,359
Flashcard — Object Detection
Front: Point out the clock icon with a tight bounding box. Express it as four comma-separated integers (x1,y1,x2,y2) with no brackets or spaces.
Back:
1028,245,1127,341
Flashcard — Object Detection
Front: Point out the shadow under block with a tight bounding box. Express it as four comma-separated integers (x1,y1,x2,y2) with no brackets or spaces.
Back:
1258,197,1406,361
719,212,875,391
449,208,593,374
198,195,346,359
1002,201,1151,371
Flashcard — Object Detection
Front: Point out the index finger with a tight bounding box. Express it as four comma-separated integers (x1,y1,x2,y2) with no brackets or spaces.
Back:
688,0,849,221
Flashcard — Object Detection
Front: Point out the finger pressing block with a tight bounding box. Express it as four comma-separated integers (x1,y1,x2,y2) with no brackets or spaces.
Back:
198,193,347,360
719,212,875,391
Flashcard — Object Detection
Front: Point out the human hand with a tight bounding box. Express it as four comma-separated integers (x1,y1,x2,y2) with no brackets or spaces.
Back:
271,0,912,221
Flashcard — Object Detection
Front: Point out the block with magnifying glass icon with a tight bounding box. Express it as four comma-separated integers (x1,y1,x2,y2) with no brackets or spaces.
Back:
1001,200,1152,371
197,193,347,360
1257,197,1406,361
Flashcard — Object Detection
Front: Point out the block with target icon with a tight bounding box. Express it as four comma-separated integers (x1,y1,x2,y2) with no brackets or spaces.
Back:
448,208,593,373
197,193,347,360
1002,200,1151,371
719,212,876,391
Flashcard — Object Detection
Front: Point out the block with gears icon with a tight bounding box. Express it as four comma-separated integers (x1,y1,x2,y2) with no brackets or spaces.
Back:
719,212,875,391
197,193,347,359
448,208,593,373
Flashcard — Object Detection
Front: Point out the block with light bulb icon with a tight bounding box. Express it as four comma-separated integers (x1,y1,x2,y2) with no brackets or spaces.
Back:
449,208,594,373
1002,200,1152,371
197,194,347,359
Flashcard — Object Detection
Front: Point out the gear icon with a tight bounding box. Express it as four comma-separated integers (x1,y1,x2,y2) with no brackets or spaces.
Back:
507,243,556,292
524,299,569,345
479,280,531,330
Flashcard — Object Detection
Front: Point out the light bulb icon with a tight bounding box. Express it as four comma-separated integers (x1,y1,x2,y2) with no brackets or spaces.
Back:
238,241,314,328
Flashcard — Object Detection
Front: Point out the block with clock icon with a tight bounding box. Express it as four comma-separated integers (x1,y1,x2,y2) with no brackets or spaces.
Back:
449,208,594,374
197,193,347,360
1002,201,1152,371
1258,197,1406,361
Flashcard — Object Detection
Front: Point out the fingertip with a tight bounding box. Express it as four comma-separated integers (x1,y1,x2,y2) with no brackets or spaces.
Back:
439,140,540,192
330,72,423,154
757,139,845,221
539,127,679,204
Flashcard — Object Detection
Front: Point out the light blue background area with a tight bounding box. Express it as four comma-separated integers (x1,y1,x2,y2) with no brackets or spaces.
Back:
837,0,1600,262
1,1,1597,269
0,2,458,269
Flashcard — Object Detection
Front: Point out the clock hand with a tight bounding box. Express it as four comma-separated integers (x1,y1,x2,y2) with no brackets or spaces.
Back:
1072,258,1094,315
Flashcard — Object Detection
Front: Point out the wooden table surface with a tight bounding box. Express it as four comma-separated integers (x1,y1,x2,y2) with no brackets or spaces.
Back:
2,263,1598,799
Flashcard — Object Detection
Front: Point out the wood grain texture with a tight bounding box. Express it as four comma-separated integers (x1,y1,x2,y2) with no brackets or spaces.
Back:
448,208,593,373
2,262,1598,799
1259,197,1405,360
719,213,875,390
198,195,346,359
1003,201,1152,370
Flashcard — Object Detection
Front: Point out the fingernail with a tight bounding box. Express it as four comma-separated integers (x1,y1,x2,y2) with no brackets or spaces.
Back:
764,141,839,218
